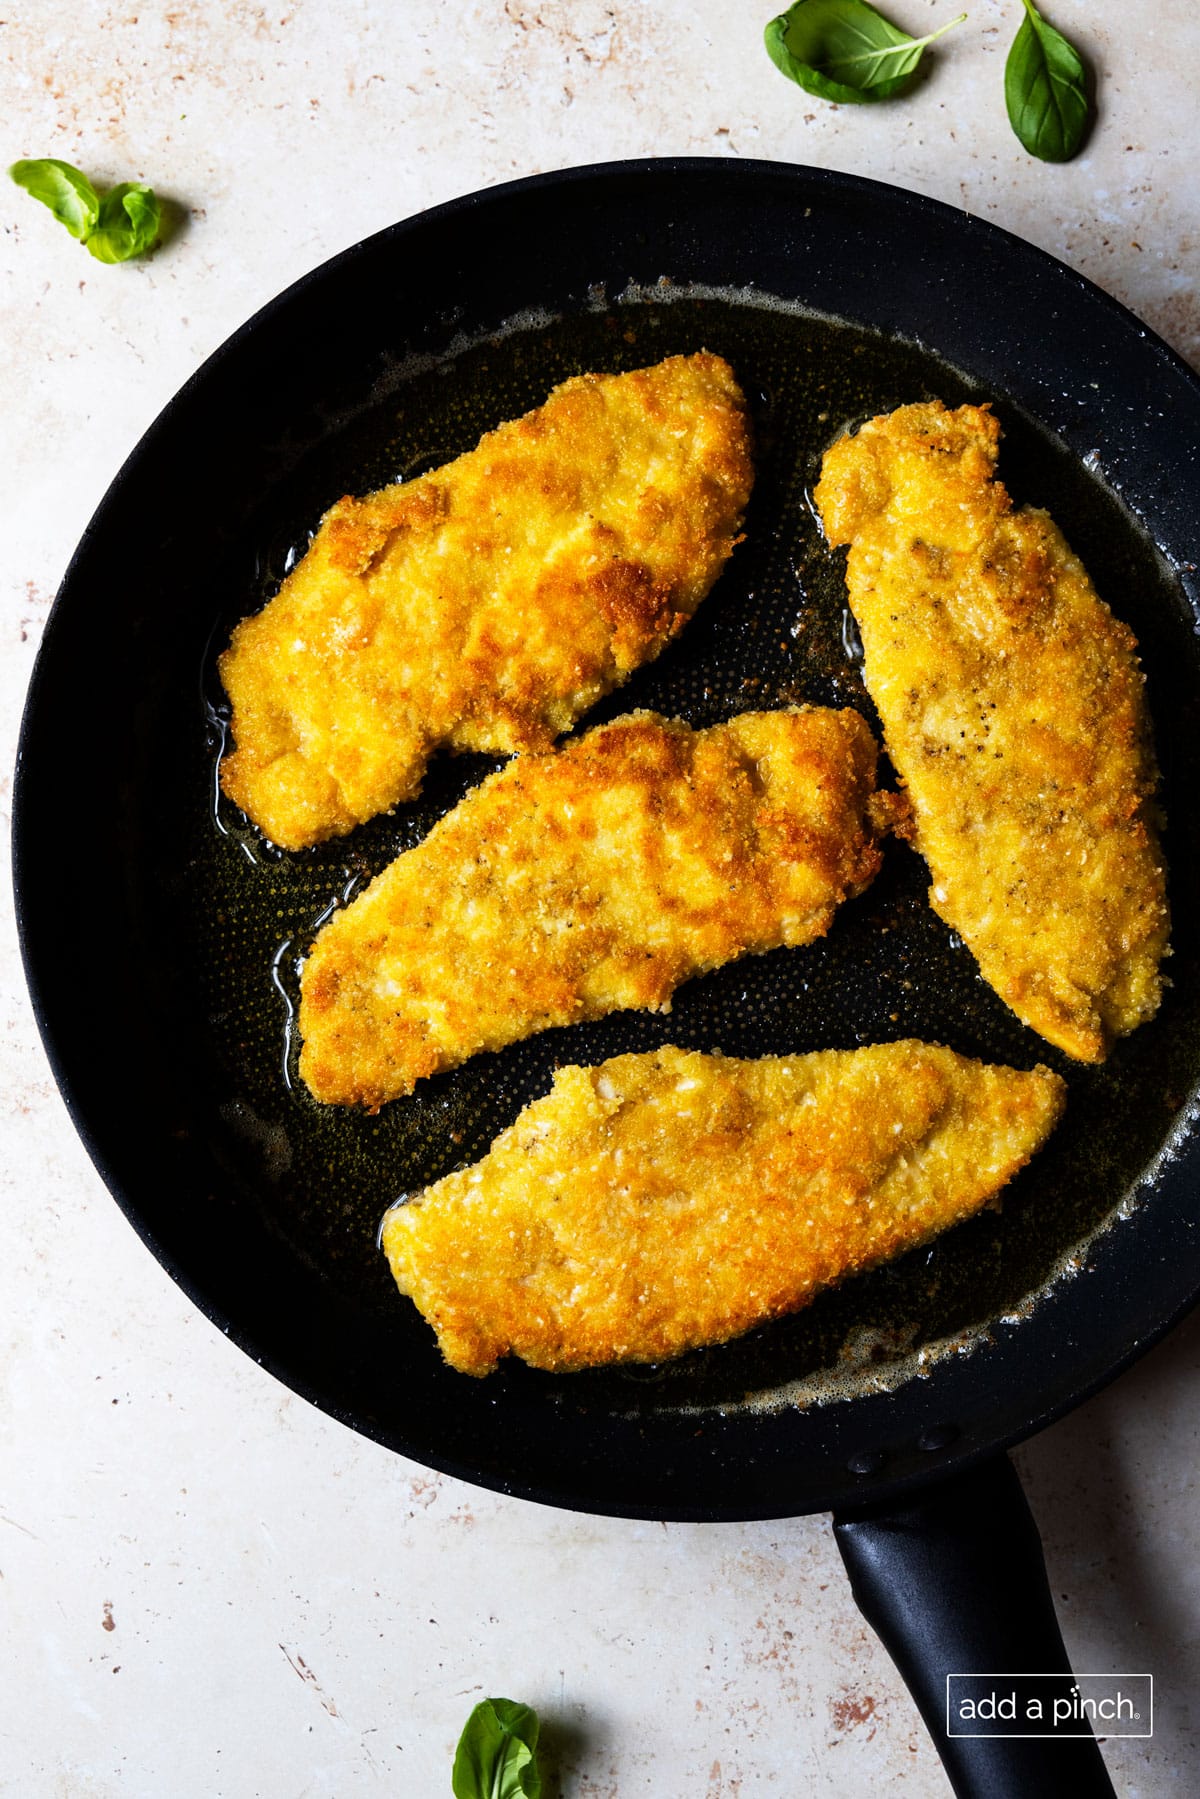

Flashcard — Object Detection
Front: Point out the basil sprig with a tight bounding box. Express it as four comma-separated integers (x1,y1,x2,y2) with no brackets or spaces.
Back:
765,0,966,104
452,1697,542,1799
10,158,161,262
1004,0,1090,161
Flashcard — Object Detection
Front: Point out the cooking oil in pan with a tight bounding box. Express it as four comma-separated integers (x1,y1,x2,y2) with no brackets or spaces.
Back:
181,288,1200,1412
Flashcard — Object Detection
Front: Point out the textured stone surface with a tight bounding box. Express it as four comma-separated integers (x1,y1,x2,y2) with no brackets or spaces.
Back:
3,2,1198,1792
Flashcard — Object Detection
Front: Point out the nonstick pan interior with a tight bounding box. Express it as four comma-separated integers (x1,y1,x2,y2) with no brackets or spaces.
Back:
16,162,1200,1520
191,292,1200,1390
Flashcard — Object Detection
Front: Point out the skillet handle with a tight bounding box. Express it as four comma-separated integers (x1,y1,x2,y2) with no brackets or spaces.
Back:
832,1453,1116,1799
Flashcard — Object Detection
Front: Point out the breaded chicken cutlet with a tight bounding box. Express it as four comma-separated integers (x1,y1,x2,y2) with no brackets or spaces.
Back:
815,400,1169,1063
299,707,902,1108
219,353,753,849
381,1041,1065,1376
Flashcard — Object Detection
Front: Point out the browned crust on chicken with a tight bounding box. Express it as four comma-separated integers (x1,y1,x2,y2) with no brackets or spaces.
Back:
218,353,753,848
815,400,1169,1062
381,1041,1066,1376
298,707,902,1108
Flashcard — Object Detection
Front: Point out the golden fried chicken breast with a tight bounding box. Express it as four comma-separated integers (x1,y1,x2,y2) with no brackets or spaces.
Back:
299,707,900,1108
381,1041,1065,1376
219,353,753,849
815,400,1169,1063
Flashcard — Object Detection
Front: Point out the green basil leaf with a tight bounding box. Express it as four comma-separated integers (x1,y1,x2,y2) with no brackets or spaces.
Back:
84,181,162,263
451,1697,542,1799
9,158,99,241
10,161,161,262
1004,0,1089,161
765,0,965,105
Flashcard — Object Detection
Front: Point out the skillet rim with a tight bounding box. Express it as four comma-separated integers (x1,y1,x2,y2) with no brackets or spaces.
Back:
13,156,1200,1521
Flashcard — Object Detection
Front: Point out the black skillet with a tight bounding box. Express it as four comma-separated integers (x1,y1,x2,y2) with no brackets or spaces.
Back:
15,161,1200,1796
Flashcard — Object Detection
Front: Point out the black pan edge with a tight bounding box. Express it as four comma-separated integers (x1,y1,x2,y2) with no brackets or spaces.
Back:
13,158,1200,1521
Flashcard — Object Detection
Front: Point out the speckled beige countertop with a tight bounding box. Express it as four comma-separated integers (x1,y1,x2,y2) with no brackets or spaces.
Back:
2,3,1198,1794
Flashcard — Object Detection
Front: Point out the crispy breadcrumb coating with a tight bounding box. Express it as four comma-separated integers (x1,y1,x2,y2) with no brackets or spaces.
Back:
381,1041,1065,1376
299,707,901,1108
815,400,1169,1063
219,353,753,848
